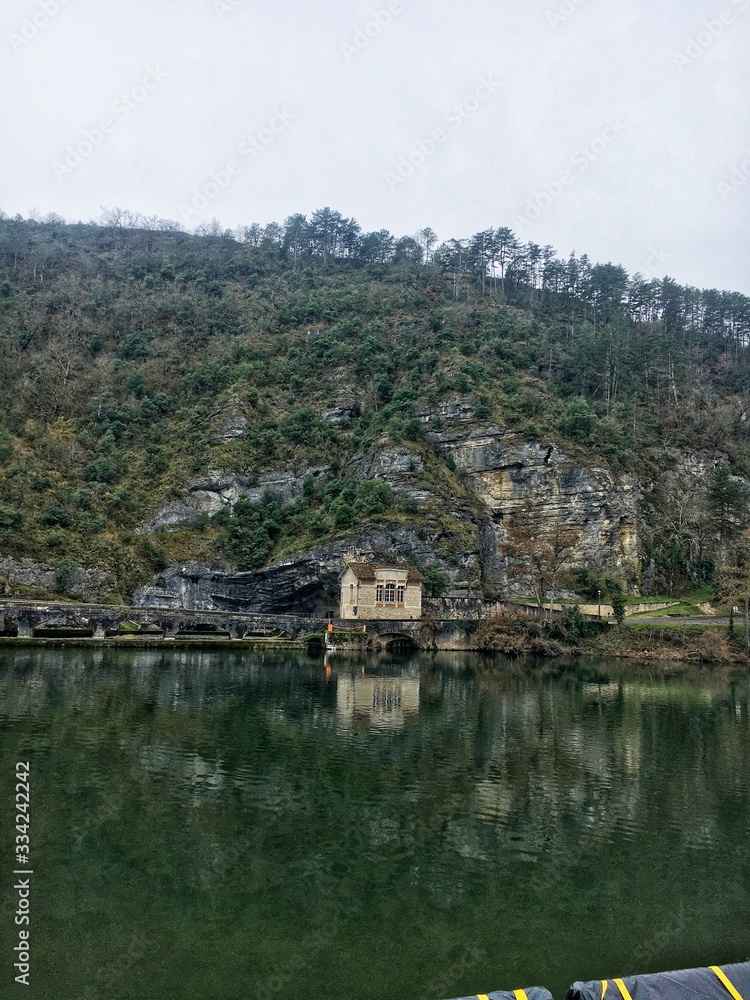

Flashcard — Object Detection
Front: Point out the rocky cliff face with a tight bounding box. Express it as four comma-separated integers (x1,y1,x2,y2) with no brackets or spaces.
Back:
139,466,329,533
428,426,641,588
0,556,117,603
133,418,642,612
133,525,450,614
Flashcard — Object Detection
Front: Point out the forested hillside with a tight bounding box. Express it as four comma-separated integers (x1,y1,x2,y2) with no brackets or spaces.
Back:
1,208,749,604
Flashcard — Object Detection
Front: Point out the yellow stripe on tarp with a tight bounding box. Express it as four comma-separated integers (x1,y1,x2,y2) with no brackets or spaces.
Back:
614,978,635,1000
477,994,490,1000
602,981,608,1000
712,967,745,1000
514,990,529,1000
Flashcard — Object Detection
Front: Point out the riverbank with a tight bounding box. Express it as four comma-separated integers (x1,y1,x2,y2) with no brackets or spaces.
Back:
578,622,749,664
476,609,750,665
2,619,748,665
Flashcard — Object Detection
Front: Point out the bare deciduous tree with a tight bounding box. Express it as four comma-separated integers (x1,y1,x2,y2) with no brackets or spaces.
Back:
500,499,581,615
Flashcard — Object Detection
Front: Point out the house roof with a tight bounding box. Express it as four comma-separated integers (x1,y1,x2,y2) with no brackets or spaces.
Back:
344,561,424,583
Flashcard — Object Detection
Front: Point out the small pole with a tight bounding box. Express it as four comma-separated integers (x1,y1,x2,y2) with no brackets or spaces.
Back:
598,589,602,619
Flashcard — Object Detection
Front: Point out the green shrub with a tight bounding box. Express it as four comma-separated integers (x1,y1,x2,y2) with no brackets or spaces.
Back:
143,449,168,477
331,499,355,529
46,529,69,550
117,330,154,361
353,480,390,518
219,491,286,570
55,557,78,594
398,494,419,514
0,505,22,542
423,565,449,597
402,418,424,441
558,397,594,441
606,578,626,624
126,371,147,398
38,505,71,528
85,456,119,483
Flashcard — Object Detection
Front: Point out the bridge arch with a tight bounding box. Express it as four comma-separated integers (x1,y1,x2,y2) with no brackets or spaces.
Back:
173,622,232,640
372,631,427,651
32,617,94,638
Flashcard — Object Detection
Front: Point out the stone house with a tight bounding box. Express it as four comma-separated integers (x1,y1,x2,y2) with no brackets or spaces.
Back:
339,562,424,620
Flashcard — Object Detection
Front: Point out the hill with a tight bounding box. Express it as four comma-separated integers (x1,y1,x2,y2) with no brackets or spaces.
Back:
1,209,749,610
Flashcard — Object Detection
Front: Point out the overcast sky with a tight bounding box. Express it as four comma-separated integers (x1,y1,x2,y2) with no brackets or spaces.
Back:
2,0,749,293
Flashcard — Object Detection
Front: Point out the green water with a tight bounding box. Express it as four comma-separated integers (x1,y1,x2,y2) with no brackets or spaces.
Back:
0,648,749,1000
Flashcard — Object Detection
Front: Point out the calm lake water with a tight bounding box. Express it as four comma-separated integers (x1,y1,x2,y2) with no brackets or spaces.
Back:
1,648,749,1000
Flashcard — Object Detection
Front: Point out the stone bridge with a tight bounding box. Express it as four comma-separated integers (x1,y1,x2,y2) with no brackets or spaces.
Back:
0,598,565,650
0,600,439,648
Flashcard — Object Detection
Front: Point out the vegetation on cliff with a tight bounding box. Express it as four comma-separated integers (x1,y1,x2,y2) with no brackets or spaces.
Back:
1,208,750,600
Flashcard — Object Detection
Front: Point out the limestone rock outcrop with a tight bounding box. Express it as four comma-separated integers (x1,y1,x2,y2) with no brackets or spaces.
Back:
0,556,117,602
132,526,451,614
428,426,641,587
133,423,643,611
139,466,329,533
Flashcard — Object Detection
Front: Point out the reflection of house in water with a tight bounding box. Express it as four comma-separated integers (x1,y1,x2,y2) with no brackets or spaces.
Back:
336,672,420,730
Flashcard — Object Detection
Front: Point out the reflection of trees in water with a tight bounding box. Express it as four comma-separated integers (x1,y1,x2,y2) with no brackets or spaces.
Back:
2,651,750,995
2,651,750,860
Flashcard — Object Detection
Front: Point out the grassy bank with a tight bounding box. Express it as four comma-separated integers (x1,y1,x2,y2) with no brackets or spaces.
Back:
579,623,748,663
476,609,749,664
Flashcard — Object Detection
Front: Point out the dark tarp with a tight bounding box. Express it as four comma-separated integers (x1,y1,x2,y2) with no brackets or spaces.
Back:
567,963,750,1000
447,987,555,1000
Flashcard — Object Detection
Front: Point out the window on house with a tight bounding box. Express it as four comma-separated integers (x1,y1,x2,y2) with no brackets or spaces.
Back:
376,584,384,602
385,583,396,603
349,584,354,604
397,585,405,603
